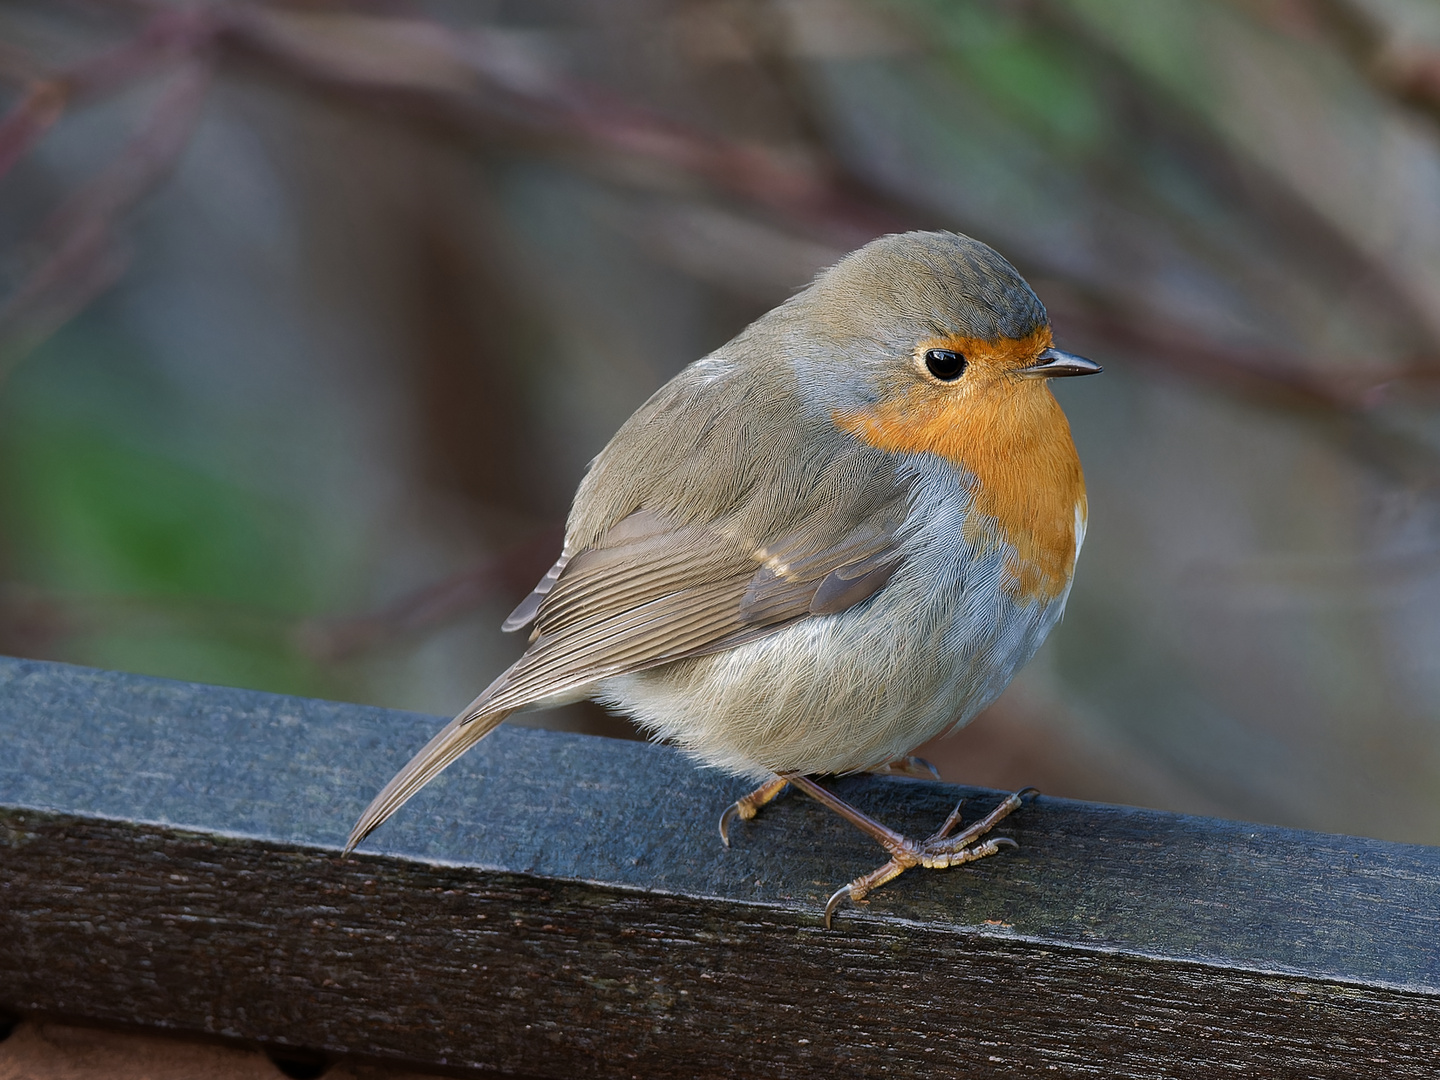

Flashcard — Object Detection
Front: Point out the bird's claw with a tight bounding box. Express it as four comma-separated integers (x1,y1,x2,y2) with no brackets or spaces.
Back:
718,801,743,847
871,755,942,780
718,776,791,847
824,880,860,927
821,788,1036,929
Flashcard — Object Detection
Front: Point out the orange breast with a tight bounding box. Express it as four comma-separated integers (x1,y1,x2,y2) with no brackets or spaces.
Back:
834,328,1087,604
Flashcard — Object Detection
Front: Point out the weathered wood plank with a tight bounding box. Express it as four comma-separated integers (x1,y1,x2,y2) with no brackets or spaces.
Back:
1,655,1438,1078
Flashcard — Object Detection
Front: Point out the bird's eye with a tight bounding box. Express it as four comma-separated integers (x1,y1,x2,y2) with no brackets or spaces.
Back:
924,348,966,381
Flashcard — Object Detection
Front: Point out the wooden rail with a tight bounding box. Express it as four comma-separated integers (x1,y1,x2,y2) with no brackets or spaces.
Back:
1,655,1437,1077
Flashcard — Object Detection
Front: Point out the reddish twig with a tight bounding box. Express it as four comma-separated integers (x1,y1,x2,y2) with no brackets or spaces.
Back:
7,2,1438,427
0,5,217,183
55,5,217,102
226,9,1440,400
1308,0,1440,123
0,81,67,181
1041,288,1439,415
0,57,213,371
7,0,1435,655
226,8,896,248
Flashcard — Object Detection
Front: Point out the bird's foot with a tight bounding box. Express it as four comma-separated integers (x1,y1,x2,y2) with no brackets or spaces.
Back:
821,807,1024,928
780,775,1037,928
869,755,941,780
718,775,791,847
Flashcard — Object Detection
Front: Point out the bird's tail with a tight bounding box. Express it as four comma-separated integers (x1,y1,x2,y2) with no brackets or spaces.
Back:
345,703,513,855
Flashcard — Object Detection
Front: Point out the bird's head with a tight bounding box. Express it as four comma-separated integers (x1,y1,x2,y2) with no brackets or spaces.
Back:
776,230,1101,601
777,230,1100,434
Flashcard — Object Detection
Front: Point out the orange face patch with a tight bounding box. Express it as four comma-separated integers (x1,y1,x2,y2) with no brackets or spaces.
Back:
833,326,1087,603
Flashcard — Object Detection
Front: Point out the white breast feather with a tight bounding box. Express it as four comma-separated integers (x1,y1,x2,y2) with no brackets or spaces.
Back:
595,454,1072,779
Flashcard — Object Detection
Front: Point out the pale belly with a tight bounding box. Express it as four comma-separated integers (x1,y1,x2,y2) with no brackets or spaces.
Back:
597,457,1073,779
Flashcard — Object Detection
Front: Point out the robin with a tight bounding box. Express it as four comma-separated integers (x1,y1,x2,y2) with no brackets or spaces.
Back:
347,230,1100,926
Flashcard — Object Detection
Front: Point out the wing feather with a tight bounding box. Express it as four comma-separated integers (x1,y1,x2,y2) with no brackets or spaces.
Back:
502,553,570,633
471,471,913,716
348,431,918,852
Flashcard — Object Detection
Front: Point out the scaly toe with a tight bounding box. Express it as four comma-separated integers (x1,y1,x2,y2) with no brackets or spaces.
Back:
918,834,1018,869
926,800,967,844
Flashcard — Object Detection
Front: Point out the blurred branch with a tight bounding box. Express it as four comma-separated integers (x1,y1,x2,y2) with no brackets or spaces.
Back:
234,10,1440,387
1310,0,1440,124
0,56,212,378
1040,283,1440,414
0,583,68,659
1044,283,1440,491
1,1,1437,491
226,7,895,247
0,5,214,182
0,81,66,181
8,1,1436,411
4,0,1439,660
0,580,298,657
293,525,565,662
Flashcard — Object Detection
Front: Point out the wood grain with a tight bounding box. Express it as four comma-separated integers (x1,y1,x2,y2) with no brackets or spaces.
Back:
1,656,1438,1077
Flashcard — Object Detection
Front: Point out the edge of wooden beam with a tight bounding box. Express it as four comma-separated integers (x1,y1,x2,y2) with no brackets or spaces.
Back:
3,656,1439,1077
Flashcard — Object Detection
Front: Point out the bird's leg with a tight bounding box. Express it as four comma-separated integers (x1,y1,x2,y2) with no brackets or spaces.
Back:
782,775,1037,928
721,760,937,846
718,775,791,847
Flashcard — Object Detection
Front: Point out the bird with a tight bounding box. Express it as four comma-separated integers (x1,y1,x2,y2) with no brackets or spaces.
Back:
346,229,1100,926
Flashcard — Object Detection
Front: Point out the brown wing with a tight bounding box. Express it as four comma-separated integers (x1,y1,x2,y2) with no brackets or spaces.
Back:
471,479,912,720
349,362,914,853
502,551,570,632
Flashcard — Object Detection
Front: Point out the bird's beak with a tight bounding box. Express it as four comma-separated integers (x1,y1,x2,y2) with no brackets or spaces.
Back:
1016,347,1103,379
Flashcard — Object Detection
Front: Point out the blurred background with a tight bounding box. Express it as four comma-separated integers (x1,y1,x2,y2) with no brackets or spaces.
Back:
2,0,1439,843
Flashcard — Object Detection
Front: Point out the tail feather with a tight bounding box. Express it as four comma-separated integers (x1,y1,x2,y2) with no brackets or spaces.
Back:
345,703,513,855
